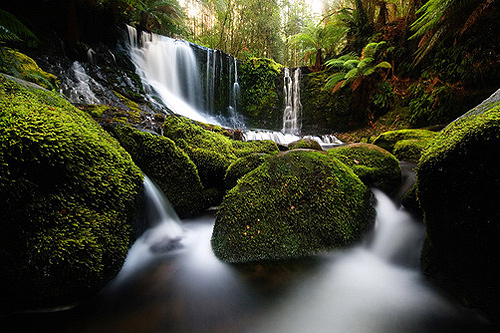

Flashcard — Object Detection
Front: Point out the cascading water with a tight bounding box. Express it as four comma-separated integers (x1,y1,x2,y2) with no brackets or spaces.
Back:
65,61,101,104
6,182,491,331
127,26,215,124
282,68,302,136
114,176,184,282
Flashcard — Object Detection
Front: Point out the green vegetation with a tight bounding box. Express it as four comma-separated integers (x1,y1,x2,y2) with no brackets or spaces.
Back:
212,150,375,263
288,138,323,151
239,58,283,130
0,49,58,90
328,143,401,193
224,153,272,190
393,139,430,163
371,129,437,153
416,103,500,321
106,125,207,217
0,74,143,310
162,115,279,202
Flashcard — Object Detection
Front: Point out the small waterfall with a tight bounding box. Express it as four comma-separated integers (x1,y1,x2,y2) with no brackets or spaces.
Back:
127,26,215,124
282,68,302,136
65,61,101,104
114,176,183,281
225,57,245,128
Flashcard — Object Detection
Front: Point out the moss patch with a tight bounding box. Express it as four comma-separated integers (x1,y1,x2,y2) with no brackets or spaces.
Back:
0,49,58,90
288,138,323,151
163,115,279,192
212,150,375,263
224,153,272,190
417,104,500,321
372,129,437,153
393,139,431,163
328,143,401,194
0,75,143,311
239,58,283,130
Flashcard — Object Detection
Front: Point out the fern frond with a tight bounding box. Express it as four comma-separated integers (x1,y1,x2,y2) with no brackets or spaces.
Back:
0,9,38,45
458,0,495,38
374,61,392,69
325,72,348,90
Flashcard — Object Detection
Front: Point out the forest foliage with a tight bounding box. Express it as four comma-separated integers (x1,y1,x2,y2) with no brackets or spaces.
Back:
1,0,499,128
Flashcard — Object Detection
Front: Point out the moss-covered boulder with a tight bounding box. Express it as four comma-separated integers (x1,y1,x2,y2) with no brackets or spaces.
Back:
212,150,375,263
163,115,279,192
0,49,58,90
372,129,437,153
106,125,207,217
0,75,143,311
416,104,500,321
393,139,431,163
328,143,401,194
288,138,323,151
224,153,272,190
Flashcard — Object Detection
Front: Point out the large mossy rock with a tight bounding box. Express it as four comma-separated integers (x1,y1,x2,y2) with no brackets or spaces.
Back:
328,143,401,194
372,129,437,153
416,104,500,321
0,75,143,311
212,150,375,263
106,125,206,217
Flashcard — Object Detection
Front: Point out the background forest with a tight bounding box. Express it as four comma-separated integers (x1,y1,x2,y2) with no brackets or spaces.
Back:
1,0,500,130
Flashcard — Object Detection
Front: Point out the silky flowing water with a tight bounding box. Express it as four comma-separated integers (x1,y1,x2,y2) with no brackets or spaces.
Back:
3,170,493,333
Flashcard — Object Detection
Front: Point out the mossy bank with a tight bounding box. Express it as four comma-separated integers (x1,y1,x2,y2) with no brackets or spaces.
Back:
416,100,500,321
0,75,143,312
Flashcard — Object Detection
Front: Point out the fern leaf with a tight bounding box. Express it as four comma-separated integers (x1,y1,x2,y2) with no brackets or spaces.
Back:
374,61,392,69
0,9,38,45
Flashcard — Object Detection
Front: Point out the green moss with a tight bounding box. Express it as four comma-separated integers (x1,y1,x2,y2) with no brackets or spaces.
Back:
106,125,206,217
0,49,58,90
239,58,283,130
301,71,354,133
328,143,401,193
163,115,279,192
224,153,272,190
393,139,431,163
417,104,500,321
112,90,142,113
372,129,437,152
0,75,143,310
212,150,375,263
288,138,323,151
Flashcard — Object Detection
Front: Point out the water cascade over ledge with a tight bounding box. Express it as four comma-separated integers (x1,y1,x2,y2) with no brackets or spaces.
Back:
126,26,341,148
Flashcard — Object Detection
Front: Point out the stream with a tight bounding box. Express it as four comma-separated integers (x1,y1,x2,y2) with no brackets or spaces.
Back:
1,172,494,333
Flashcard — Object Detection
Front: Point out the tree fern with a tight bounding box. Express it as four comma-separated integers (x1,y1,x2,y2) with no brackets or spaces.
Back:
409,0,495,64
0,9,38,46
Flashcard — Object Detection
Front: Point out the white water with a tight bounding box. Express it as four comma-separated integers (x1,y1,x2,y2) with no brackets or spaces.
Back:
282,68,302,135
114,176,184,281
65,62,101,104
89,189,486,332
127,26,218,124
243,130,342,149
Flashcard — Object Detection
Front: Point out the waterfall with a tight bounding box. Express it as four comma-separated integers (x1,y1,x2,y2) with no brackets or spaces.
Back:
114,176,184,281
226,57,245,128
282,68,302,136
65,61,101,105
127,26,215,124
